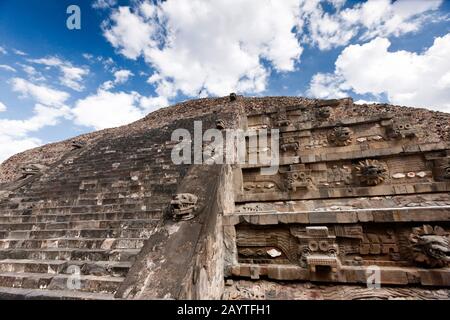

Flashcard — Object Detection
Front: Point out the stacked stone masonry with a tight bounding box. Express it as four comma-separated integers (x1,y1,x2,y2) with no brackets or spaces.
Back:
0,96,449,299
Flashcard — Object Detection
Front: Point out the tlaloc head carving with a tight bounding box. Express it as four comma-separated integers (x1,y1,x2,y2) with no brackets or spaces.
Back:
216,119,225,130
409,225,450,268
170,193,198,221
355,159,387,186
71,140,86,149
327,126,352,146
20,164,47,178
315,107,331,120
386,120,417,139
432,157,450,180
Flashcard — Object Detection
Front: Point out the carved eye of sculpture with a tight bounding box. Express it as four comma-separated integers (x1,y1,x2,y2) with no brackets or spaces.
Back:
398,124,405,129
405,124,411,129
308,241,319,252
444,167,450,178
292,173,299,180
319,241,330,252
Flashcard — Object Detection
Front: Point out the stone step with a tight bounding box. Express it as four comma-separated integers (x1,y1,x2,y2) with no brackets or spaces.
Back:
0,219,159,231
0,211,162,223
0,248,140,261
0,203,167,215
0,237,145,250
0,272,123,294
0,286,116,300
0,228,154,239
0,259,131,277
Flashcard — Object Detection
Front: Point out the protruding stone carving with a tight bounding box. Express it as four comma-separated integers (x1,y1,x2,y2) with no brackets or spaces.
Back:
216,119,225,130
296,226,340,272
355,159,387,186
327,126,352,146
274,110,291,127
229,93,237,101
280,136,299,152
385,120,417,139
0,190,12,202
281,142,299,152
409,225,450,268
20,164,47,178
283,166,316,191
72,140,86,149
432,156,450,180
170,193,198,221
315,107,331,120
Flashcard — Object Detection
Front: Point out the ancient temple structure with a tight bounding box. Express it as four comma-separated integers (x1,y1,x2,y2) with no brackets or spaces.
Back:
0,96,449,299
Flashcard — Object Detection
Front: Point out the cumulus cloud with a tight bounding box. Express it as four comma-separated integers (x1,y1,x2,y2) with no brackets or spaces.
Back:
72,86,169,130
0,136,41,164
102,0,303,99
139,95,169,113
308,34,450,112
11,78,70,107
1,77,73,162
0,102,6,112
100,0,443,105
0,64,16,72
99,69,134,91
299,0,443,50
0,104,72,162
307,73,348,99
28,56,89,92
92,0,117,9
1,78,72,162
72,90,144,130
113,69,133,84
13,49,26,56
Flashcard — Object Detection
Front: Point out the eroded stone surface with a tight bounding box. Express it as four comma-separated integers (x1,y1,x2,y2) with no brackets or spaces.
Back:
1,96,449,299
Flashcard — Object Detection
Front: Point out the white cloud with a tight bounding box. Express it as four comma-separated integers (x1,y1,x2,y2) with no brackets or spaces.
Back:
101,0,443,106
0,136,41,164
103,0,303,99
307,73,348,99
103,6,156,60
82,53,94,61
99,80,114,91
11,78,70,107
354,99,378,105
59,65,89,91
0,104,72,163
0,102,6,112
0,64,16,72
299,0,443,50
92,0,117,9
98,69,134,91
113,69,133,84
13,49,27,56
72,90,145,130
308,34,450,112
139,95,169,113
28,56,89,92
0,46,7,55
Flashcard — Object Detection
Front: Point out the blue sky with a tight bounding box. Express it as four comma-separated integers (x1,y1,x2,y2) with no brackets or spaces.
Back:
0,0,449,162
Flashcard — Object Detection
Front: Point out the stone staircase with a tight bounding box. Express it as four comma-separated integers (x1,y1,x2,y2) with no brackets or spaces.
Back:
0,127,188,299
